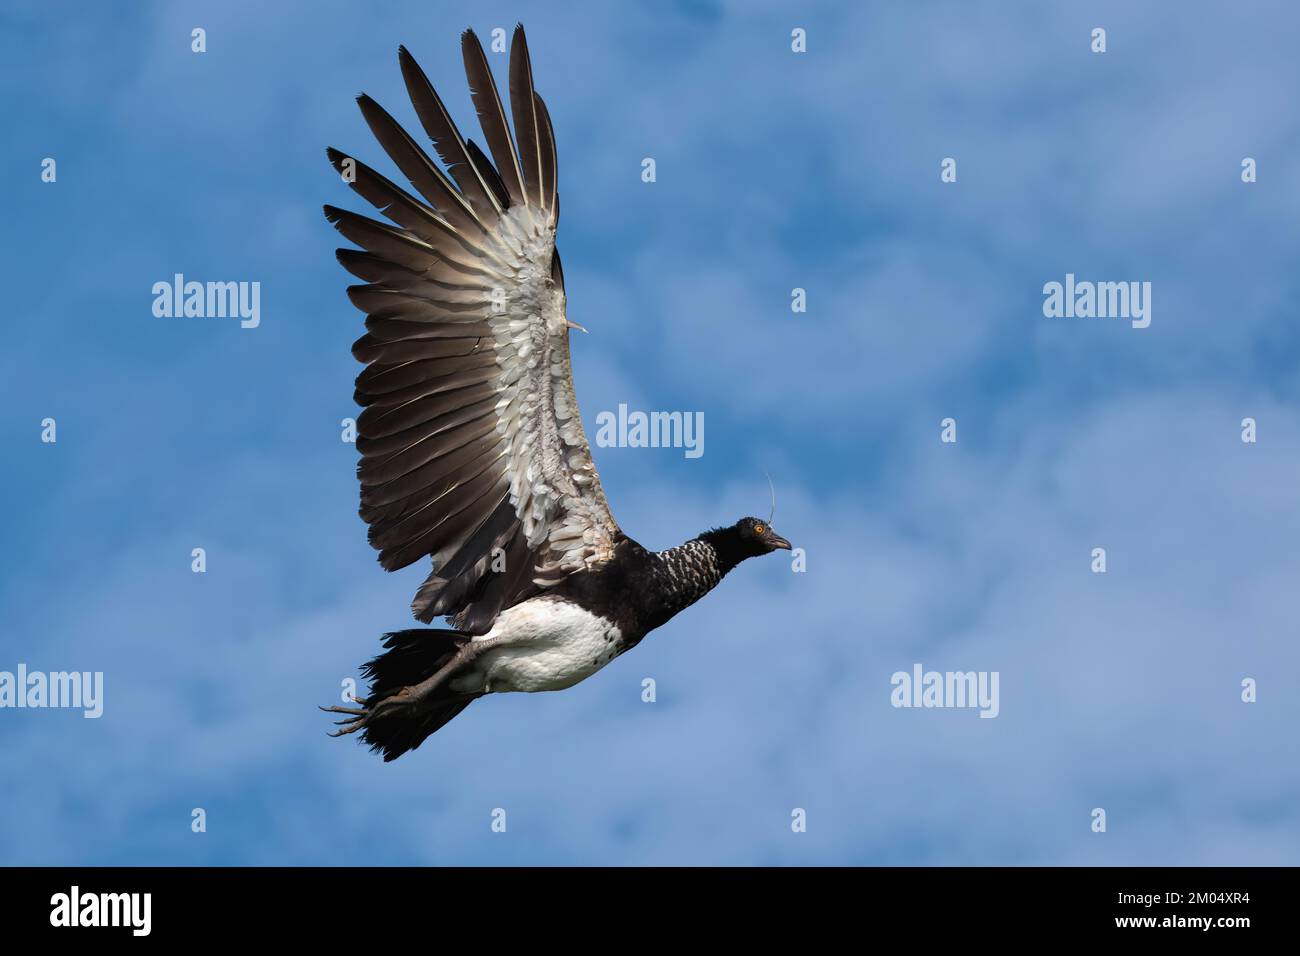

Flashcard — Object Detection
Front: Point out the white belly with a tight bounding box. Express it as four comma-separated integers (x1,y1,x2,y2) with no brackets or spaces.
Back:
451,599,623,694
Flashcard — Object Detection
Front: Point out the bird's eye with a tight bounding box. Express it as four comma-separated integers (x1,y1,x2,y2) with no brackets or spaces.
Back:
754,524,765,535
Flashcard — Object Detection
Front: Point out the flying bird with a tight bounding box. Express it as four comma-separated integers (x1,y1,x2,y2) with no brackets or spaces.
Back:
323,25,791,760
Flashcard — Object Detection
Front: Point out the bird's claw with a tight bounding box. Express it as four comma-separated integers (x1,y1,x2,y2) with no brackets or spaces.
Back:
319,688,416,737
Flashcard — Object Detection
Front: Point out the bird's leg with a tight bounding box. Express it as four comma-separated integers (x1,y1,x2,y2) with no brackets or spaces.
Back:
383,636,500,705
321,637,500,737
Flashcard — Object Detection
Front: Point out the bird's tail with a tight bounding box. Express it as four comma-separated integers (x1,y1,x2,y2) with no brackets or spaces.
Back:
356,628,478,761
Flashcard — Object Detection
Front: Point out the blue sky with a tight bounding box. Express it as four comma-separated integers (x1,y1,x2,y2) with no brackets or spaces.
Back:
1,0,1297,865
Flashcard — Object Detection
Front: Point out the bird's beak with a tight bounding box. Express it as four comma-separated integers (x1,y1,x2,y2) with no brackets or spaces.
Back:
768,534,792,551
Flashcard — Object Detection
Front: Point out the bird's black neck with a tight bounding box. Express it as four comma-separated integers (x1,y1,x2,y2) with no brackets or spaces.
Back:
644,528,751,630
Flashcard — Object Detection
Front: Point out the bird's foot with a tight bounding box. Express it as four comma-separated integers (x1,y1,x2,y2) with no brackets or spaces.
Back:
321,642,485,738
319,687,418,737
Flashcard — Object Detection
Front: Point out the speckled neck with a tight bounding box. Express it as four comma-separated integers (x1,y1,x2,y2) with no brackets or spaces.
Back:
644,531,745,629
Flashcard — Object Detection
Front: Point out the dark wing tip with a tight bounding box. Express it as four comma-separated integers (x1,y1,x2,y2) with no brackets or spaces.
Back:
396,44,428,83
324,147,356,181
460,29,483,60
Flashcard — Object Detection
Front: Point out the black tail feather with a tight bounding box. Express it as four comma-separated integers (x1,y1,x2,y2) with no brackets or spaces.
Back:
357,628,479,761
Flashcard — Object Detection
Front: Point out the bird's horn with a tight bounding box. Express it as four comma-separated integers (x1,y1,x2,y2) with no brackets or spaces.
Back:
764,470,776,524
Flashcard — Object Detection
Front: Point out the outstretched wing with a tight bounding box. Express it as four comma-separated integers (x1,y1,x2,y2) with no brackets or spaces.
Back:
325,25,620,634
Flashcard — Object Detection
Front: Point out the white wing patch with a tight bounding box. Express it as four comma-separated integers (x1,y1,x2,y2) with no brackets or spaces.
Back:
492,205,618,584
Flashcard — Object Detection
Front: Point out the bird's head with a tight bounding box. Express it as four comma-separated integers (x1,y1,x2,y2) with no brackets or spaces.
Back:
733,516,791,555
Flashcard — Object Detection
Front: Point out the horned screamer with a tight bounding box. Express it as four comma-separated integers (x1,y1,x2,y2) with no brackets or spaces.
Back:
323,25,791,760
